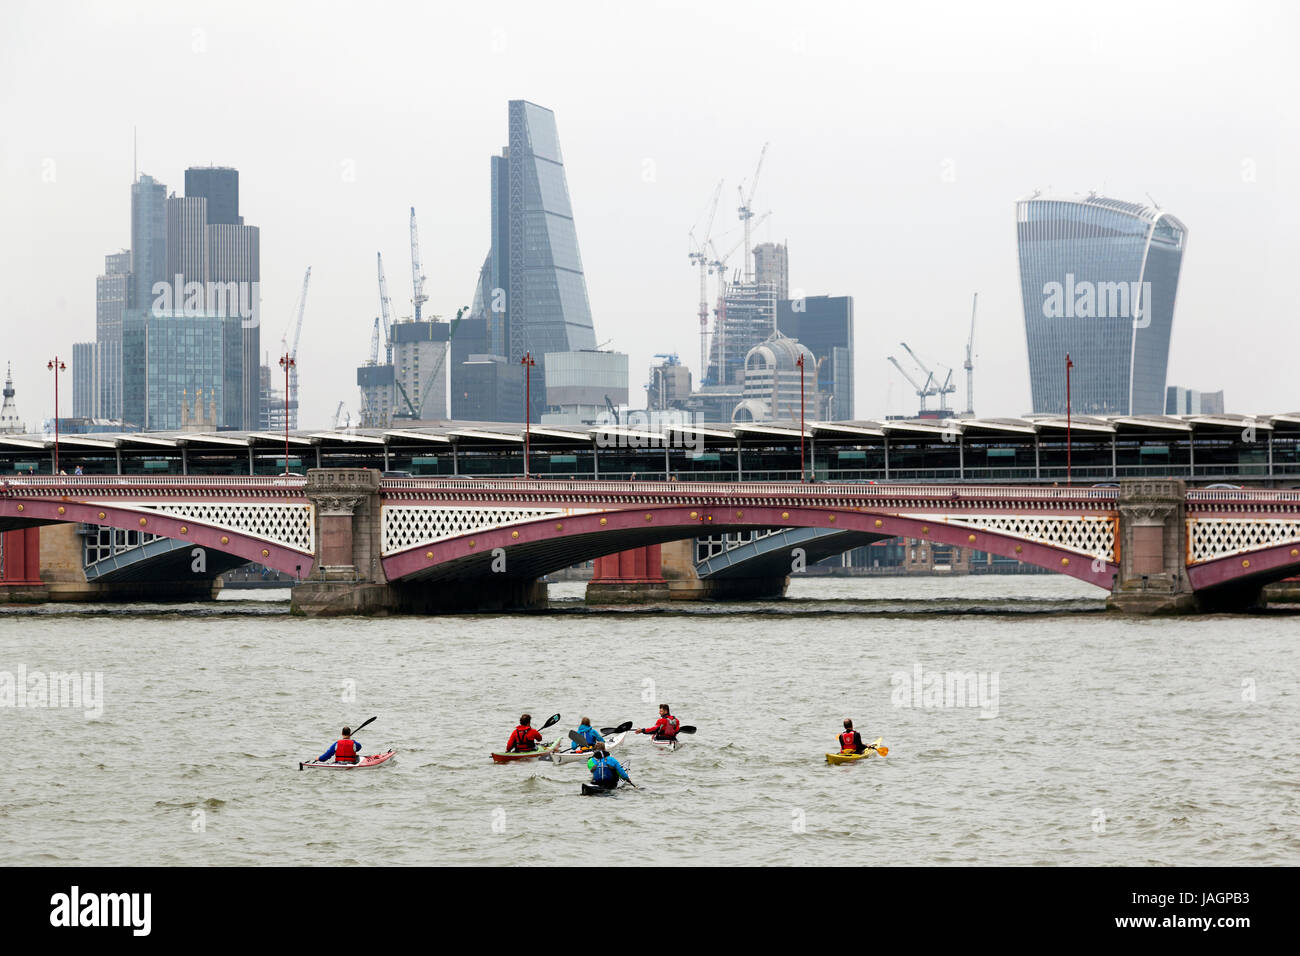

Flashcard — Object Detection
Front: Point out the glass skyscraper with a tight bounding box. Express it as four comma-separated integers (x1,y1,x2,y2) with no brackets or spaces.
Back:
462,100,597,421
1016,194,1187,416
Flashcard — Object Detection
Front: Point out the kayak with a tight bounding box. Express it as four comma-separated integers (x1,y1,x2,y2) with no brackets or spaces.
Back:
552,732,627,766
651,737,684,752
300,749,396,770
491,740,561,764
581,782,622,796
825,737,884,765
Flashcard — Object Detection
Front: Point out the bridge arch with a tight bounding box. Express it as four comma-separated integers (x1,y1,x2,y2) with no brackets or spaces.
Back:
382,504,1119,588
0,499,314,579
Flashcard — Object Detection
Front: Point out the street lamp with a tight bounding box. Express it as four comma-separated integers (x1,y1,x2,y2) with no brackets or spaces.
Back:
521,351,536,478
47,357,65,475
278,353,295,476
1065,353,1073,486
796,352,806,482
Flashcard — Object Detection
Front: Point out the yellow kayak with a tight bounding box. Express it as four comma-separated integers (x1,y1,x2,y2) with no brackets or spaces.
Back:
826,737,884,765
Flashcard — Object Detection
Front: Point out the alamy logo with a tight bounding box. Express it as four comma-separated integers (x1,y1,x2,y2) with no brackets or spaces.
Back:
49,886,151,936
890,662,999,718
1041,273,1151,327
151,274,260,328
0,665,103,718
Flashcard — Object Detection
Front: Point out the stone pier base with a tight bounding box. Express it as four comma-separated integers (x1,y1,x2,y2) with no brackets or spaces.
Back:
292,577,549,616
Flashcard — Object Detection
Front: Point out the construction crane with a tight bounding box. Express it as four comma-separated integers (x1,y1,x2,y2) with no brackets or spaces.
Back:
332,402,349,430
707,212,772,277
899,342,957,412
964,293,978,415
367,317,381,365
887,355,936,414
377,252,395,366
277,267,311,429
410,207,428,321
688,180,724,382
737,143,768,282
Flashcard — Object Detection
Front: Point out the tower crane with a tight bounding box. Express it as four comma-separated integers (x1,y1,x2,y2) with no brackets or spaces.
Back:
277,267,311,429
899,342,956,412
964,292,977,415
737,143,768,282
367,316,381,366
377,252,395,366
410,207,428,321
887,355,936,414
688,180,723,383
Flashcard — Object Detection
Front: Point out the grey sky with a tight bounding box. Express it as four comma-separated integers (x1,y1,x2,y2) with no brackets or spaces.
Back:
2,0,1297,428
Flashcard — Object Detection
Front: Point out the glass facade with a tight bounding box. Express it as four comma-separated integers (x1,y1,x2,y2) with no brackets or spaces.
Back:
1017,195,1187,415
122,310,226,431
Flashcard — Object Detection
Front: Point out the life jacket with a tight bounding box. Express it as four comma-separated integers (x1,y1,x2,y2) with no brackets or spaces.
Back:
512,725,536,752
839,731,857,752
335,738,358,763
661,716,680,738
590,756,616,784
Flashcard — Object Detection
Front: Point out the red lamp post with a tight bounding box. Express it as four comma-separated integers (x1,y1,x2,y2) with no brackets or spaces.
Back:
47,357,65,474
278,353,295,475
796,352,806,482
1065,353,1073,486
521,351,535,478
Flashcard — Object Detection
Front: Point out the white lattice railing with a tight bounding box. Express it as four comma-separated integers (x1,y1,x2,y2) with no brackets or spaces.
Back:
102,502,315,554
381,505,598,555
1188,518,1300,563
900,513,1118,563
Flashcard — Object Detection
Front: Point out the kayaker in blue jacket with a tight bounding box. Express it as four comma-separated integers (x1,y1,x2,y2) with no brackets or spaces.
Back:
318,727,362,764
570,717,605,751
586,749,633,790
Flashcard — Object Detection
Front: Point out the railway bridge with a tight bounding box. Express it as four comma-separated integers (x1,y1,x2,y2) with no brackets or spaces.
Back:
4,470,1300,614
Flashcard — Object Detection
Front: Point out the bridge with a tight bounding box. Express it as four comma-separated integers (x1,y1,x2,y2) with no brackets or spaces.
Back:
4,471,1300,614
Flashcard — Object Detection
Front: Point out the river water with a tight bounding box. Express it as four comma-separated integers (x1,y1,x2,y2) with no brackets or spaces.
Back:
1,576,1296,866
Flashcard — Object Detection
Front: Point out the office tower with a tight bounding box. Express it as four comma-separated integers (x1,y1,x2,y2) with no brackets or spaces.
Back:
390,319,450,420
184,166,240,225
166,196,210,286
72,342,96,418
121,309,226,431
0,363,22,434
207,214,260,431
753,242,789,300
732,331,816,423
130,174,166,313
778,294,854,419
452,357,523,423
476,101,598,420
357,362,394,427
541,350,628,425
707,280,778,387
1166,386,1225,415
1016,193,1187,415
96,250,131,420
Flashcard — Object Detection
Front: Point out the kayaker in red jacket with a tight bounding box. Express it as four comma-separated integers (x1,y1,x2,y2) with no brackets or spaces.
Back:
506,713,544,753
317,726,361,764
837,718,871,755
635,704,680,740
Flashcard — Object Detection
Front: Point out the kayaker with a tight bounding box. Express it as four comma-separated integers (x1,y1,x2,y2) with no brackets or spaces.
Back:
317,726,362,764
570,716,605,751
505,713,544,753
635,704,680,741
837,718,872,755
586,748,633,791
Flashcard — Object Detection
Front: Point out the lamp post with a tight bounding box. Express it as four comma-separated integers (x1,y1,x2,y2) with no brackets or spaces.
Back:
521,351,535,478
47,357,65,474
279,353,295,476
796,352,806,482
1065,353,1073,486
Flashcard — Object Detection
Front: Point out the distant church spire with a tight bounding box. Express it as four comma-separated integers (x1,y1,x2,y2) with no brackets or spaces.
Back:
0,362,25,434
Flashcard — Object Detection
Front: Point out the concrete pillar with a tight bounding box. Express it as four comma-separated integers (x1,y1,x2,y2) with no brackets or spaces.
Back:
292,468,395,615
586,544,669,604
1107,478,1198,613
0,527,47,601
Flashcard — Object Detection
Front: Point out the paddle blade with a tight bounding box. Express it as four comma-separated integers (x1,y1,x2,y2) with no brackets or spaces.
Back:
875,745,889,756
599,721,634,735
540,713,562,731
677,725,696,734
351,716,377,735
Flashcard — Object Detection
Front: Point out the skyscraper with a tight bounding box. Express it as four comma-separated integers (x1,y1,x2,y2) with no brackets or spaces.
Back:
1016,194,1187,415
95,249,131,420
184,166,240,225
753,242,789,300
130,174,166,314
72,342,96,418
471,101,598,420
778,294,854,419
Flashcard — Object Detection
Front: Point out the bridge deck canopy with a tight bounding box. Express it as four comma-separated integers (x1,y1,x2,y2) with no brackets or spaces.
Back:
1180,415,1273,432
244,431,316,446
809,422,887,439
1109,416,1193,433
380,430,453,445
174,432,253,447
734,423,812,440
1025,415,1116,434
306,430,385,444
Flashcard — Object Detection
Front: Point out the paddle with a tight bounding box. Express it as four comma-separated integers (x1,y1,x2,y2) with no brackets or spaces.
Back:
598,721,634,735
299,716,377,770
510,713,562,757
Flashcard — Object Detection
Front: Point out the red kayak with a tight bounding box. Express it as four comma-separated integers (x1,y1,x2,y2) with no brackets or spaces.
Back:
300,749,396,770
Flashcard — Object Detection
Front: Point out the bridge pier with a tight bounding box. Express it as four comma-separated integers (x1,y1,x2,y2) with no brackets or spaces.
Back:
586,544,670,604
1107,479,1201,614
291,469,395,616
0,527,47,602
584,539,787,603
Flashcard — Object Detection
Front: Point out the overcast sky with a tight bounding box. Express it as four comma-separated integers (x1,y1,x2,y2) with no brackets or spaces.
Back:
2,0,1297,429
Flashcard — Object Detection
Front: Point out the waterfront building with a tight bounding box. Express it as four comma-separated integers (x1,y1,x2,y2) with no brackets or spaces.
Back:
1016,193,1187,415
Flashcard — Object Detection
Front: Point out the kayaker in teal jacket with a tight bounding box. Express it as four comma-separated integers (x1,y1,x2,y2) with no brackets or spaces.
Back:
586,749,632,790
570,717,605,751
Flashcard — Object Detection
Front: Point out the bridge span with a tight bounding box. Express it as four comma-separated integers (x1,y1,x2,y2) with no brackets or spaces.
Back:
3,471,1300,614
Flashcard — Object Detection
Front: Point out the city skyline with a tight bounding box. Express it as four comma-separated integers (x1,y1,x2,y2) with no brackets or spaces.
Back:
2,0,1297,430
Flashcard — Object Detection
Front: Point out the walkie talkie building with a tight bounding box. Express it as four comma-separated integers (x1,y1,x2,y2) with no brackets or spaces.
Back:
1016,194,1187,415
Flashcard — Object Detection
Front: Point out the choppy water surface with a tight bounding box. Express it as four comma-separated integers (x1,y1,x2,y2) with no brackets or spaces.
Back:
1,576,1296,866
